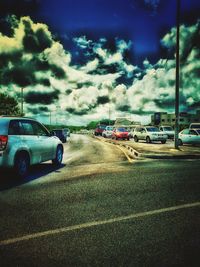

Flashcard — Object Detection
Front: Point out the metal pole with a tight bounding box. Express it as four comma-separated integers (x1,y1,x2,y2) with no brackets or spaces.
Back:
21,88,24,116
174,0,180,149
109,104,111,125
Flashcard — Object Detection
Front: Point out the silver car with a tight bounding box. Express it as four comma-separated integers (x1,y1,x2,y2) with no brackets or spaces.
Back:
159,126,174,139
133,126,167,144
0,117,64,178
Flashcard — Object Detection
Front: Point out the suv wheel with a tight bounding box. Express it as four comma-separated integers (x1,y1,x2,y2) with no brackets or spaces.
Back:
146,136,151,143
161,140,166,144
134,135,138,142
14,153,30,179
52,145,63,166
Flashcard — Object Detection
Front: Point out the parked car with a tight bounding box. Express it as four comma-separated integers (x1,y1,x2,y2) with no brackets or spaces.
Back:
94,124,107,136
133,126,167,143
102,126,114,138
63,128,70,137
0,117,64,178
112,127,129,140
189,123,200,130
128,128,137,138
178,128,200,145
52,129,67,143
159,125,174,139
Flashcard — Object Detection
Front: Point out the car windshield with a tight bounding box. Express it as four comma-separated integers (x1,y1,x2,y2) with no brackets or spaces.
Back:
117,128,126,132
99,125,106,129
190,124,200,129
147,127,159,132
163,127,173,131
107,126,113,130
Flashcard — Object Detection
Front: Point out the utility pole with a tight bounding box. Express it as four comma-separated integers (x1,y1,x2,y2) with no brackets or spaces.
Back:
174,0,180,149
108,104,111,125
21,88,24,116
50,111,52,126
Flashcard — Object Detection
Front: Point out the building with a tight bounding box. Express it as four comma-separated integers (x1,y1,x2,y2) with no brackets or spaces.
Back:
114,117,141,130
151,110,200,128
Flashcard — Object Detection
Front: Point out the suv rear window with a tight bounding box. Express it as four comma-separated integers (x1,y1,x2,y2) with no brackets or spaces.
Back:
8,120,23,135
21,121,35,135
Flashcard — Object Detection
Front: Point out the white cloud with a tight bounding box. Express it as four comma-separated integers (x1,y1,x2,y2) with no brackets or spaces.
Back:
1,16,200,126
73,36,92,49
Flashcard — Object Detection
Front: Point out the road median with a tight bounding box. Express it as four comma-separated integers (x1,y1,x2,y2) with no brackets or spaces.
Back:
94,136,200,160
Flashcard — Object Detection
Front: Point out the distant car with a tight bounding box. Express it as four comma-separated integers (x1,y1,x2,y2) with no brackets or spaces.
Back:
189,123,200,130
133,126,167,143
94,125,107,136
178,128,200,145
0,117,63,178
112,127,129,140
159,126,174,139
128,128,137,138
102,126,114,138
63,128,70,137
52,129,67,143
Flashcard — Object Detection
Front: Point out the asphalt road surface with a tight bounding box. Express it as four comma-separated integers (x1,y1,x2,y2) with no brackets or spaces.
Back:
0,134,200,267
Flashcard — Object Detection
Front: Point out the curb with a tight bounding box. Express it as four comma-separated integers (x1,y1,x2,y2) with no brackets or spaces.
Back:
94,136,200,160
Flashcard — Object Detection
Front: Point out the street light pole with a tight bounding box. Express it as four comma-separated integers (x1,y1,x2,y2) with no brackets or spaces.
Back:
21,88,24,117
174,0,180,149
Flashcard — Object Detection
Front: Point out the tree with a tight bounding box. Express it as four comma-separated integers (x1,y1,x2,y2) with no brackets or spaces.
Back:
0,93,20,116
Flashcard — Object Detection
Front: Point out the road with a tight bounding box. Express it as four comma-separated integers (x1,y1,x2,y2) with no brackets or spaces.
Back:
0,134,200,267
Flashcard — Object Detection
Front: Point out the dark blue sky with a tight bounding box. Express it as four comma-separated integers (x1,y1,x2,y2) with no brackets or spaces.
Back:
1,0,200,65
33,0,200,65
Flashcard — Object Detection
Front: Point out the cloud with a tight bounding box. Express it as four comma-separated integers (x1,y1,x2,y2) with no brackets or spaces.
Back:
25,90,59,104
73,35,92,49
1,15,199,125
161,21,200,111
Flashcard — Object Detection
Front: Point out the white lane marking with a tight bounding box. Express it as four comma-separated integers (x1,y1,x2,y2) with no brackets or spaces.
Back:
0,202,199,246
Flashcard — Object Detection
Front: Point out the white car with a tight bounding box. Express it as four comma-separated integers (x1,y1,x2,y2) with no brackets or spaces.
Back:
178,128,200,145
0,117,64,178
133,126,167,144
102,126,114,138
159,126,174,139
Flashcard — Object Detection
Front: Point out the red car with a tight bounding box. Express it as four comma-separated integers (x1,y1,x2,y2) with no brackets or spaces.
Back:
94,124,107,136
112,127,129,140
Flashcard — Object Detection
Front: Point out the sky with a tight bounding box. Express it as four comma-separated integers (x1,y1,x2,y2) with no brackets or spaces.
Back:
0,0,200,125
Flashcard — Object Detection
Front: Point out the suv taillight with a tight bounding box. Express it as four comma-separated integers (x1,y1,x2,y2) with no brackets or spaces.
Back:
0,135,8,151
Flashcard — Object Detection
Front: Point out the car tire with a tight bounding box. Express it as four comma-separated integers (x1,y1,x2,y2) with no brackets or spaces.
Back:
146,136,151,143
127,137,129,141
52,145,63,166
14,152,30,179
134,135,138,142
178,139,183,146
115,136,118,140
161,140,166,144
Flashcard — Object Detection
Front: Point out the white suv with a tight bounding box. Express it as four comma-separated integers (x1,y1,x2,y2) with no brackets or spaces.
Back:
0,117,64,178
133,126,167,144
102,126,114,138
